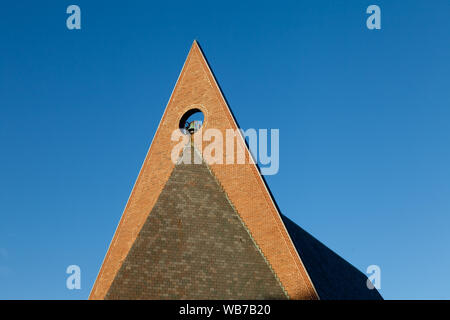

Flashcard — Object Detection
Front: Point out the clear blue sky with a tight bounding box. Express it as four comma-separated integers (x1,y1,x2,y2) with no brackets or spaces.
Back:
1,0,449,299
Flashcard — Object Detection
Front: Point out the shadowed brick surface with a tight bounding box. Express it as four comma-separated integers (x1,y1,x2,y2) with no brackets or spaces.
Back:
105,150,288,300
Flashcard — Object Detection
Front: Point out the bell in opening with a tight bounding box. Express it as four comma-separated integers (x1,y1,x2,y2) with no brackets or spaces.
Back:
179,109,204,135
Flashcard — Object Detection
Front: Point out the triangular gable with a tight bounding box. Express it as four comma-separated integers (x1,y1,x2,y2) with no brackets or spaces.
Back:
89,41,318,300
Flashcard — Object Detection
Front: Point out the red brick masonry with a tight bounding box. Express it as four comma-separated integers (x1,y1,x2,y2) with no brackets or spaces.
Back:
89,41,318,300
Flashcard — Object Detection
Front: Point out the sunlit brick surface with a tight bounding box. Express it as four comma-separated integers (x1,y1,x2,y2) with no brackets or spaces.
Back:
90,41,318,300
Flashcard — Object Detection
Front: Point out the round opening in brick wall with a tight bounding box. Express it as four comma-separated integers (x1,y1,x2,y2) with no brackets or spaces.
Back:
179,108,204,135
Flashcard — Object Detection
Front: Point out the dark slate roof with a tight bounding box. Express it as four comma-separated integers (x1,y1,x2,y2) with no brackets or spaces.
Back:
105,152,287,299
281,214,383,300
106,143,382,300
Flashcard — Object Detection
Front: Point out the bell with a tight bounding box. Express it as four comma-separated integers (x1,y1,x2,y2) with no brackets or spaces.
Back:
187,121,196,134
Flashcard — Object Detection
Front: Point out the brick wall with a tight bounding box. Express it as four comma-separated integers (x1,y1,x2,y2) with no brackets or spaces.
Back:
90,41,317,300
